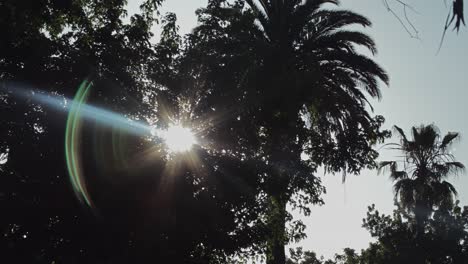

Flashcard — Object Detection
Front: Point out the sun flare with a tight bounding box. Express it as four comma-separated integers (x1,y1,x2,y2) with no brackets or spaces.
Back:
156,124,197,153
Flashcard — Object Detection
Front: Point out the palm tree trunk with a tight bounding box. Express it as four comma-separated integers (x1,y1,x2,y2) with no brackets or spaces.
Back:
266,192,287,264
414,200,430,237
414,200,431,264
264,104,297,264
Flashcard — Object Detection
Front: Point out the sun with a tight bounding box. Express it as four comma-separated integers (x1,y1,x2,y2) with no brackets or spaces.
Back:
157,124,197,153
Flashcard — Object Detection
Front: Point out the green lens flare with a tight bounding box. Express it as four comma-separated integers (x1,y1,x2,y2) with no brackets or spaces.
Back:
65,81,93,208
60,81,195,208
2,80,167,208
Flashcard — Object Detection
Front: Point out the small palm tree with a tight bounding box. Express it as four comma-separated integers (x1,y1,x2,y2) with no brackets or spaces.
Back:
379,124,465,233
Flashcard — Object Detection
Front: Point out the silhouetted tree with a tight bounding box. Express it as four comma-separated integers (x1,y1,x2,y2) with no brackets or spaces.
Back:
1,0,163,262
378,125,465,236
354,124,468,263
184,0,389,262
287,247,366,264
288,200,468,264
286,125,468,264
1,0,267,262
362,201,468,263
287,248,325,264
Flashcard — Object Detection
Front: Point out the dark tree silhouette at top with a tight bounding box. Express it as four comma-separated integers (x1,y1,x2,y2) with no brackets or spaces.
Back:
1,1,267,263
184,0,390,262
0,0,163,262
362,201,468,263
379,125,465,233
376,124,466,263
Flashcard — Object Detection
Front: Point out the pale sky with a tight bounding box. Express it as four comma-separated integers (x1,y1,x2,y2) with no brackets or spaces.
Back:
129,0,468,259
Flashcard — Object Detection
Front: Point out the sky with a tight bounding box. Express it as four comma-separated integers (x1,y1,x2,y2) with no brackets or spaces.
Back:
128,0,468,259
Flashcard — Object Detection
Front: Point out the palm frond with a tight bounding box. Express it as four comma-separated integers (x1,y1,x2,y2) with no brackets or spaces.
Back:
394,178,415,208
414,124,439,149
440,180,458,197
440,132,460,149
390,170,408,181
393,125,408,144
311,10,372,35
291,0,340,36
307,30,377,55
315,51,388,97
445,161,466,176
378,161,396,174
245,0,271,36
257,0,272,16
432,180,458,209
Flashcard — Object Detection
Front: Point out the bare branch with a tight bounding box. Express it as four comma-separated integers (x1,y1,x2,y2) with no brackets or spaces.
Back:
383,0,465,53
383,0,420,39
437,7,453,54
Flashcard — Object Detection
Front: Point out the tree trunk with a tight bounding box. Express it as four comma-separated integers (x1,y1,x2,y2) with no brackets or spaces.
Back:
266,193,287,264
264,105,297,264
414,200,431,264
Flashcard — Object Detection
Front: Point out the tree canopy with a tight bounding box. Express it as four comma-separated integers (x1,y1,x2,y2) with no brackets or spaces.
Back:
1,1,466,263
1,0,261,262
180,0,389,262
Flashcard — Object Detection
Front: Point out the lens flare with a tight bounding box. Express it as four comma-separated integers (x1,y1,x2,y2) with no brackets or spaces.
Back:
153,125,197,153
62,81,155,208
3,80,201,209
65,81,93,207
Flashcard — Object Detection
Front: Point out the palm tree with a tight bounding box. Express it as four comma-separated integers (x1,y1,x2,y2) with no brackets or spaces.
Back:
379,125,465,235
189,1,389,263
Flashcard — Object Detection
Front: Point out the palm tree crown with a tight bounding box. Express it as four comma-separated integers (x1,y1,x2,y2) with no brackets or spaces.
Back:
188,1,390,263
192,0,390,177
243,0,389,114
379,125,465,225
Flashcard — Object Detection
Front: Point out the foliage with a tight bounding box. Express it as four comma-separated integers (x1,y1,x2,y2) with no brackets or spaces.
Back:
0,0,265,262
0,0,162,262
378,125,465,231
288,201,468,264
287,247,325,264
287,247,363,264
183,0,389,262
7,0,466,263
289,124,467,264
361,202,468,263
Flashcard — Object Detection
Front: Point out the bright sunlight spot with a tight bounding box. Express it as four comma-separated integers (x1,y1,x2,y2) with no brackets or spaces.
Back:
156,124,197,153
